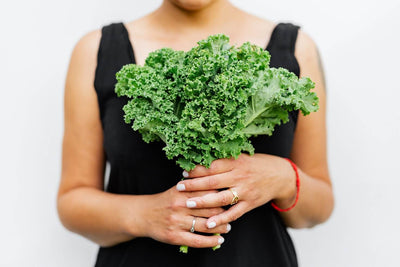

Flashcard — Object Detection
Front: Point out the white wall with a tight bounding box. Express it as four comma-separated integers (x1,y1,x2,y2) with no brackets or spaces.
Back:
1,0,399,266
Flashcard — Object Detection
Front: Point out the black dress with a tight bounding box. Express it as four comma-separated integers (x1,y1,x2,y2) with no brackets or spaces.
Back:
94,22,300,267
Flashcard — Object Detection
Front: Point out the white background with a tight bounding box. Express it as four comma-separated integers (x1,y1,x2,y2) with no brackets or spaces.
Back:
1,0,399,266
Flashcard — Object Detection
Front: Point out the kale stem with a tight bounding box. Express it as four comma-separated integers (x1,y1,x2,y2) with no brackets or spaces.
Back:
243,106,270,127
157,133,167,143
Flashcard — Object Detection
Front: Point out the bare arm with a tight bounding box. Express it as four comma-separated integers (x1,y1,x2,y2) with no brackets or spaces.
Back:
57,30,145,246
275,30,334,228
57,31,228,248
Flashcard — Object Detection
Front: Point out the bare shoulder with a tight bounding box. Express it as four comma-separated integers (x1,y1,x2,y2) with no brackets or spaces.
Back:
75,29,102,52
69,29,102,71
296,30,318,51
65,28,102,101
233,11,276,47
245,13,275,28
240,11,276,33
295,30,321,73
65,27,103,119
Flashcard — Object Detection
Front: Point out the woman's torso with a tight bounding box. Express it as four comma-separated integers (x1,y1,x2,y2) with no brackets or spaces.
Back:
94,20,300,267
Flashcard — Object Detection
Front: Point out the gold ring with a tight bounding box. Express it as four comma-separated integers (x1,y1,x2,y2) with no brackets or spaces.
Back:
229,189,239,205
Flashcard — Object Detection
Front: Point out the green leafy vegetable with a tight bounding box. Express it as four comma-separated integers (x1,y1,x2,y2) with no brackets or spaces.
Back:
115,34,318,171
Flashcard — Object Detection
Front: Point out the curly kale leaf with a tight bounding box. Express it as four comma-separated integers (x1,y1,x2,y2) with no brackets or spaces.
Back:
115,34,319,171
242,67,318,136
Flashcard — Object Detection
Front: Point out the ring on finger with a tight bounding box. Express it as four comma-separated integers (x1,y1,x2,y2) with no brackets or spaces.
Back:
190,217,196,233
229,188,239,205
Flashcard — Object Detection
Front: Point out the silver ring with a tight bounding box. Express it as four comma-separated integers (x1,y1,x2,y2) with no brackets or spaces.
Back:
190,217,196,233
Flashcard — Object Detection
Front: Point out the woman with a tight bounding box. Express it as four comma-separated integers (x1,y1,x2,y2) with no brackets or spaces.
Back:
57,0,334,266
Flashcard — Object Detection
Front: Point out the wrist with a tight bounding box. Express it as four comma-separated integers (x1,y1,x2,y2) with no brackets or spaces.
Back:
272,158,298,209
120,194,153,238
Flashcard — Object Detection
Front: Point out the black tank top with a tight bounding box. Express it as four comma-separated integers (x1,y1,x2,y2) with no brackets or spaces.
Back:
94,22,300,267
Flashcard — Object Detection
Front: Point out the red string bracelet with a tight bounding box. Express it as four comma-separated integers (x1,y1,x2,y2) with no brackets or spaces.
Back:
271,158,300,212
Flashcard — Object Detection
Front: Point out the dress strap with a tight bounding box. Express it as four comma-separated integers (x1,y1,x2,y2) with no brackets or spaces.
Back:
94,22,134,121
267,23,300,77
266,22,301,125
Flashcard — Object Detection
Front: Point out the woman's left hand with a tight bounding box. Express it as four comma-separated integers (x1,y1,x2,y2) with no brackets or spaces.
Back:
176,153,297,229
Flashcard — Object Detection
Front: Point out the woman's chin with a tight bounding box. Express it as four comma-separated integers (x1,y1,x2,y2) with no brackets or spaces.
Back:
169,0,217,11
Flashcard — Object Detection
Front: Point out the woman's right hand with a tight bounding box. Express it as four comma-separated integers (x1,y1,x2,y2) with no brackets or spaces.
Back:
123,186,230,248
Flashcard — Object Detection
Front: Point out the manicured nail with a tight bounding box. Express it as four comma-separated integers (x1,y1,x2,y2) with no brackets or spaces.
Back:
207,221,216,229
226,224,231,232
218,237,225,244
186,200,196,208
176,183,185,191
182,171,189,178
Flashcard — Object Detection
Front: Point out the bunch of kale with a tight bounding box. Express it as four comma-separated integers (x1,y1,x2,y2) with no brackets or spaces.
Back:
115,34,318,171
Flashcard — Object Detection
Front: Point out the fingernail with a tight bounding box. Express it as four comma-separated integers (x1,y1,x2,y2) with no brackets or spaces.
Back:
218,237,225,244
226,224,231,232
182,171,189,178
207,221,216,229
186,200,196,208
176,183,185,191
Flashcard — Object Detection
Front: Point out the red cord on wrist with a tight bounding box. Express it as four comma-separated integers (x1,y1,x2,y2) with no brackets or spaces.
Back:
271,158,300,212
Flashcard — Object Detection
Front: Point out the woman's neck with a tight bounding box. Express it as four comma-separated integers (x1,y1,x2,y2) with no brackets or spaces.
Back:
150,0,241,35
